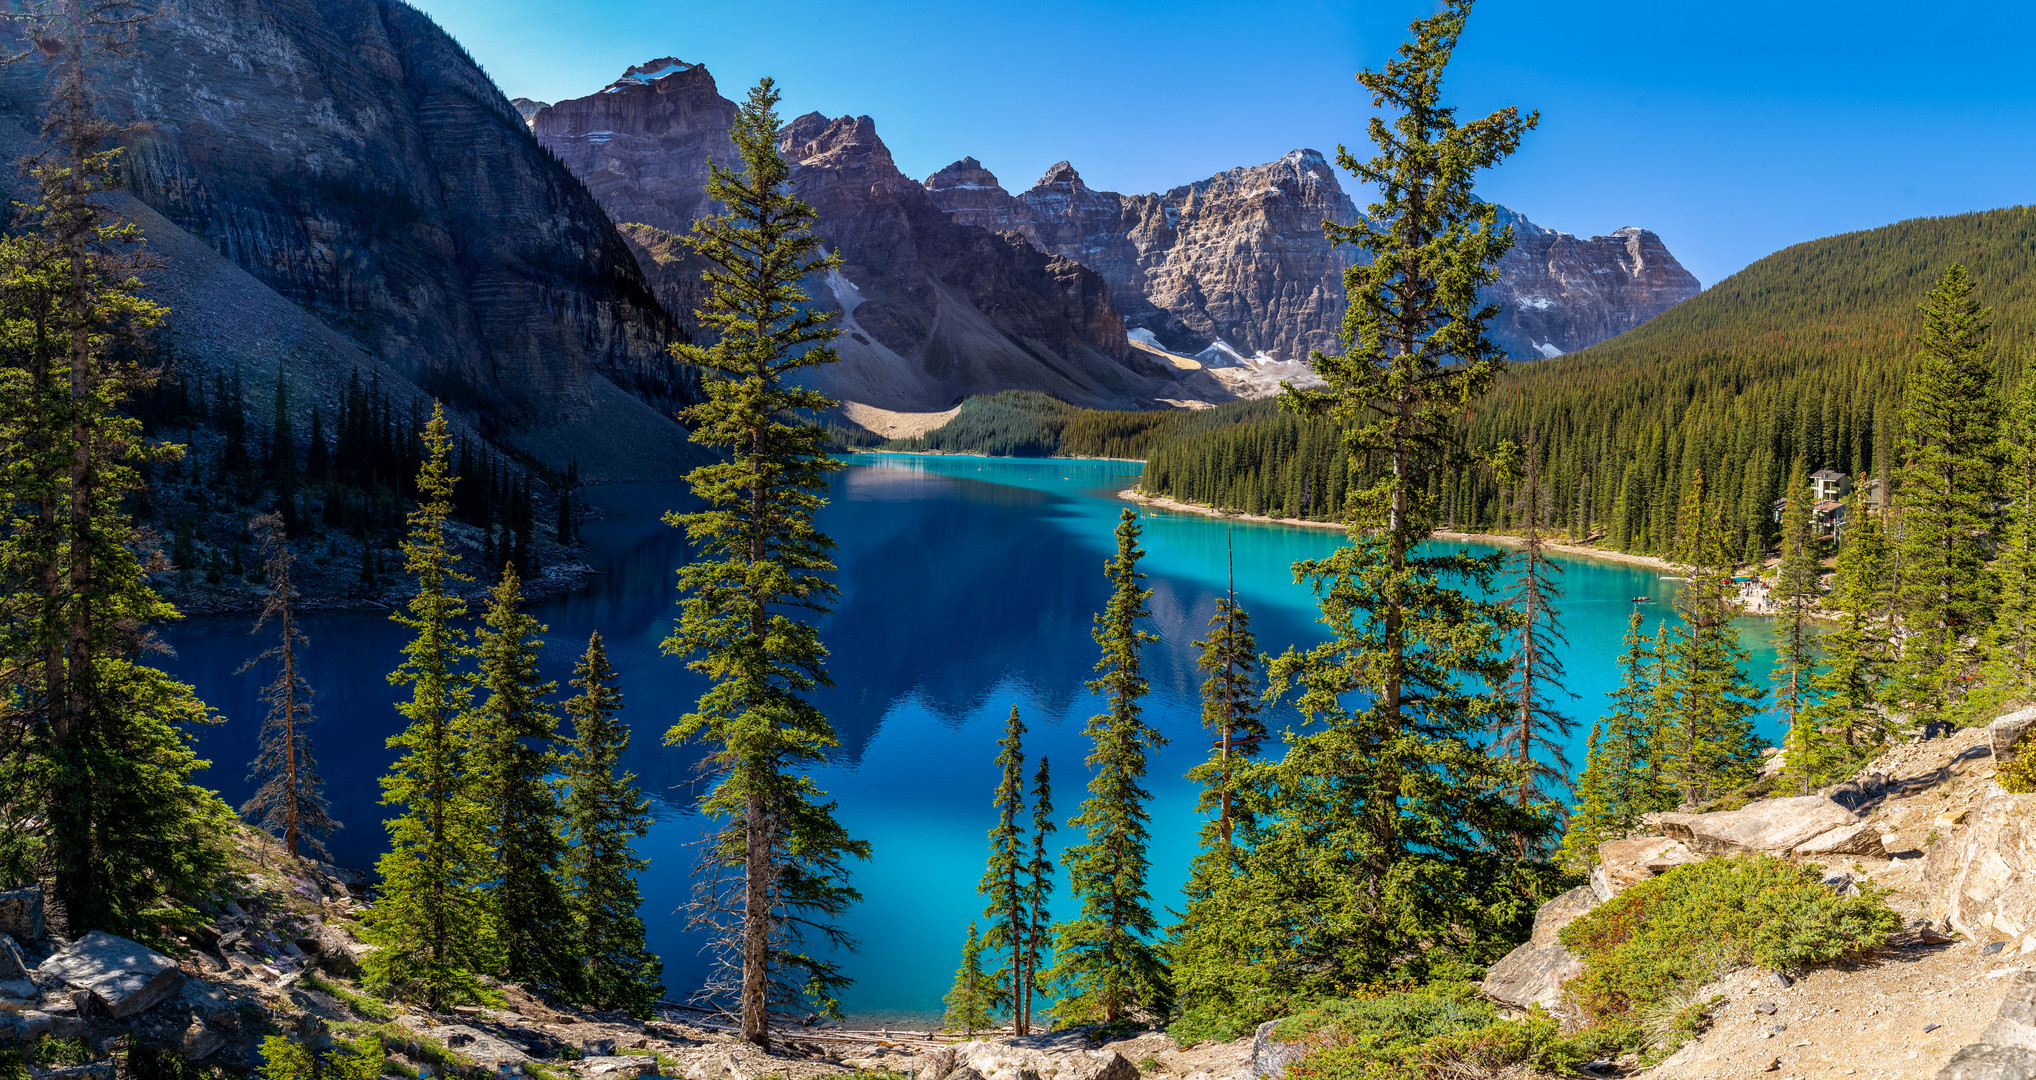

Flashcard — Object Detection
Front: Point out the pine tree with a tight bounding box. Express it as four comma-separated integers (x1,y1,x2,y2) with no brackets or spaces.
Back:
1171,0,1548,1021
560,632,664,1015
661,77,868,1048
1895,264,2001,729
361,404,494,1009
1021,757,1054,1037
1810,496,1896,747
1493,440,1576,852
1979,370,2036,716
1558,608,1674,870
942,923,994,1038
1048,509,1169,1024
979,707,1029,1031
472,564,576,994
1187,533,1264,856
238,512,337,860
1772,466,1829,792
0,0,235,939
1658,474,1764,805
1170,542,1268,1001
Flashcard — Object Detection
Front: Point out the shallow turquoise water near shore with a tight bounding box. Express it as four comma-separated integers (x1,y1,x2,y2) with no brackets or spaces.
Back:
158,454,1785,1024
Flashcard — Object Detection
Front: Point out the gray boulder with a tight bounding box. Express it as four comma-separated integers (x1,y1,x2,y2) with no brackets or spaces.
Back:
1938,791,2036,950
1481,885,1598,1015
0,887,43,944
420,1026,530,1071
1590,836,1700,900
682,1052,748,1080
36,931,182,1019
1940,1044,2036,1080
932,1041,1139,1080
1993,706,2036,760
579,1056,659,1080
1652,796,1861,857
1794,821,1887,858
181,1021,227,1061
1251,1020,1309,1080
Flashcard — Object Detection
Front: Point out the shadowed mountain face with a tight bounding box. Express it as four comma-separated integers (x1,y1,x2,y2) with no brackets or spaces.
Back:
530,65,1196,412
0,0,697,477
924,155,1703,363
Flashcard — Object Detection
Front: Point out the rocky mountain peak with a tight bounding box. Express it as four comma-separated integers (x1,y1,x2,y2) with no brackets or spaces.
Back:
778,112,896,174
510,97,548,126
1034,160,1086,190
924,157,1005,194
610,57,697,89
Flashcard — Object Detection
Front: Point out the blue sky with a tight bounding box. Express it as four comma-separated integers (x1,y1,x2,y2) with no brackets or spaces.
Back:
411,0,2036,288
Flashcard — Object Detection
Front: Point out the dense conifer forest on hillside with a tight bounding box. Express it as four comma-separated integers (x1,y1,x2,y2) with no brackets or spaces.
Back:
915,207,2036,558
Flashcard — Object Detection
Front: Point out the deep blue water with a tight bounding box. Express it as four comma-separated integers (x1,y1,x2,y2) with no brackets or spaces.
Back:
155,454,1786,1024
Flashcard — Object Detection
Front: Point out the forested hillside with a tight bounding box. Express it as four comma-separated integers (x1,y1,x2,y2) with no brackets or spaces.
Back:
877,391,1281,459
1140,205,2036,556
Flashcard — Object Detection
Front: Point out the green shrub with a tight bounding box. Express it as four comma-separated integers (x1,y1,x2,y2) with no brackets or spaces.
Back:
1559,855,1899,1045
259,1035,384,1080
1277,986,1583,1080
1167,1003,1263,1044
304,973,396,1022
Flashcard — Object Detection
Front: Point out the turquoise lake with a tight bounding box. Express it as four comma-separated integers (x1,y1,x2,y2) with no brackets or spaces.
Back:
157,454,1788,1024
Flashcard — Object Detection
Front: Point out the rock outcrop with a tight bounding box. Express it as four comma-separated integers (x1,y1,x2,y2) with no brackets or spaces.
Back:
39,933,185,1020
1934,789,2036,951
0,0,695,478
1480,885,1595,1015
924,155,1702,366
1940,971,2036,1079
1650,796,1885,859
1590,835,1701,900
530,63,1199,411
919,1041,1140,1080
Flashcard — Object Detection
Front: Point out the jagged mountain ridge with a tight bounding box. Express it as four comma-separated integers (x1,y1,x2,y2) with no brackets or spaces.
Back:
529,64,1210,411
0,0,699,479
925,155,1703,364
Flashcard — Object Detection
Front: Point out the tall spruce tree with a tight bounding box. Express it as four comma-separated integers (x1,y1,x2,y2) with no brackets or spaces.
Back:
979,707,1029,1031
1894,265,2001,729
1980,371,2036,716
1049,509,1168,1024
239,512,337,860
1810,496,1896,747
942,923,994,1038
0,0,235,939
1772,467,1828,792
1188,534,1264,856
560,632,664,1015
1021,757,1054,1037
1493,439,1576,852
661,77,868,1047
1657,474,1764,805
472,565,576,994
1169,544,1267,1004
1172,0,1548,1023
361,405,494,1009
1557,607,1674,871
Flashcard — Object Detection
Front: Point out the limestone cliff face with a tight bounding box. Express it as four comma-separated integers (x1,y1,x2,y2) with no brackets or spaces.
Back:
0,0,693,472
532,64,1188,411
529,60,736,328
1489,207,1703,358
924,153,1701,363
